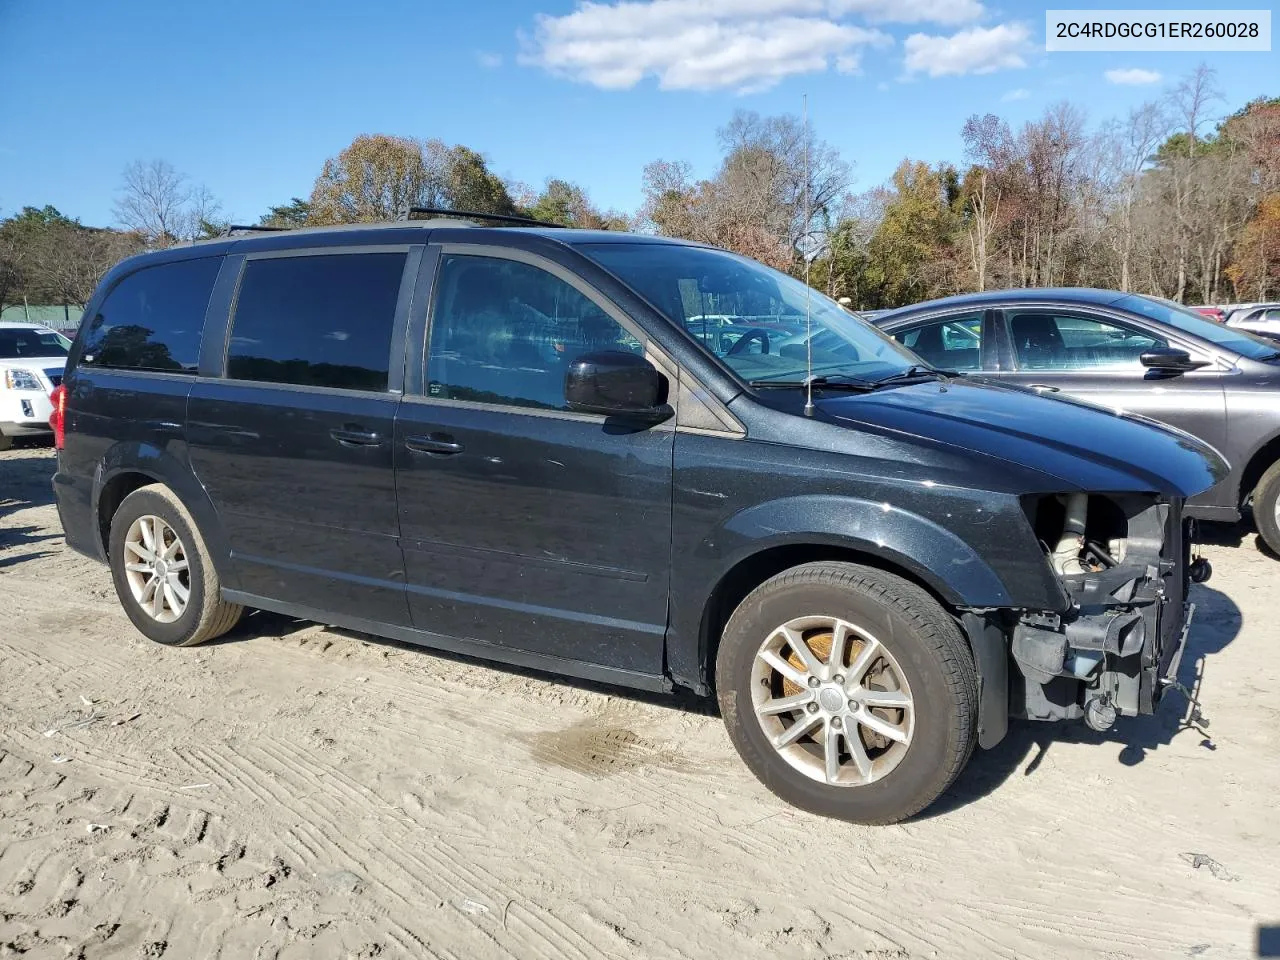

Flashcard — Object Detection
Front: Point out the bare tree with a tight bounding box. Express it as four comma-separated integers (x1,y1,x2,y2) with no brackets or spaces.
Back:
186,184,224,239
1102,101,1170,290
1019,102,1090,287
717,110,852,254
25,225,144,307
962,168,1000,291
114,160,194,246
640,159,699,236
1165,64,1224,299
1169,63,1223,156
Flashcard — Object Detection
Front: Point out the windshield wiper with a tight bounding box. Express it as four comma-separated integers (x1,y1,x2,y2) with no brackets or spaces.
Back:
749,367,956,392
749,374,877,391
872,364,954,387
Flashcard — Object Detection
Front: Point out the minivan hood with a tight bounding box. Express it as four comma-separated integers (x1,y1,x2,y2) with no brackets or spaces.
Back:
818,377,1227,497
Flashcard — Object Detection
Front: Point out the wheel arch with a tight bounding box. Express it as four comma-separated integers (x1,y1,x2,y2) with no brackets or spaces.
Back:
1237,431,1280,508
92,442,238,590
697,541,963,697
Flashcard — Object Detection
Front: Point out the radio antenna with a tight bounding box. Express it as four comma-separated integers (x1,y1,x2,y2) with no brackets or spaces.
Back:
802,93,815,418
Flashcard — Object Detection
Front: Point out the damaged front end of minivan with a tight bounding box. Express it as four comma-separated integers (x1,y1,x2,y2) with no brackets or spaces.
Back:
975,492,1209,742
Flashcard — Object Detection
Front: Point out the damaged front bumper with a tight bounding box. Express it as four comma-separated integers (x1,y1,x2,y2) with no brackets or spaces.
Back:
1017,495,1197,729
966,494,1202,743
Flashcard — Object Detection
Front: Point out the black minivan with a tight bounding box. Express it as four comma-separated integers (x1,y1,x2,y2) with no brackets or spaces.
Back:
52,215,1225,823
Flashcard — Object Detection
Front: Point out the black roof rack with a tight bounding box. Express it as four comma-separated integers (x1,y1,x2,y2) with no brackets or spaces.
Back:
403,207,565,228
220,223,290,237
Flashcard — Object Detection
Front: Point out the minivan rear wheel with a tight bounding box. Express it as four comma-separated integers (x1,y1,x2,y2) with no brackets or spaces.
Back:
1253,460,1280,557
716,562,977,824
108,485,243,646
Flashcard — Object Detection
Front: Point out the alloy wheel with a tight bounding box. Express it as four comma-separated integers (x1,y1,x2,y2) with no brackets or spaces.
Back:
122,514,191,623
750,615,915,787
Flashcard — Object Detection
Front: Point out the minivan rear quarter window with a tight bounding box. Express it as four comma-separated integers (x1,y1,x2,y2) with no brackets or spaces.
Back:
81,257,221,373
227,252,406,391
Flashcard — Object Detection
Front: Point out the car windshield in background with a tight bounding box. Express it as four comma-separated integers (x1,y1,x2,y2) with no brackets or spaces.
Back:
1120,295,1280,360
0,329,71,359
581,243,917,384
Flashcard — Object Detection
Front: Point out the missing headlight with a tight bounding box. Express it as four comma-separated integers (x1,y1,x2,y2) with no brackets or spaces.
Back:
1023,493,1141,575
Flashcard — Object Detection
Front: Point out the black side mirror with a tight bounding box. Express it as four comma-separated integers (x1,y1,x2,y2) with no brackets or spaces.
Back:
564,350,670,421
1140,347,1209,374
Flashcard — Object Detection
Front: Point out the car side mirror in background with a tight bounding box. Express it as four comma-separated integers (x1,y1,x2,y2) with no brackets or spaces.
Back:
565,351,671,421
1140,347,1210,374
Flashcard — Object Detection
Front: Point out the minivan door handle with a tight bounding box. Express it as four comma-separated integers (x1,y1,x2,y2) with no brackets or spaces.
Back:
1028,383,1060,393
405,434,465,456
330,428,386,447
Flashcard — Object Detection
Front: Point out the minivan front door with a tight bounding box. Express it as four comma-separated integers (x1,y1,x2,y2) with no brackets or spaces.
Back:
187,248,416,626
394,249,673,679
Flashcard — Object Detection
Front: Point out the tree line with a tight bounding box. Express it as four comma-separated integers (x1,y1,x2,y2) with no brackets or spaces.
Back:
2,63,1276,318
642,65,1278,309
812,67,1280,309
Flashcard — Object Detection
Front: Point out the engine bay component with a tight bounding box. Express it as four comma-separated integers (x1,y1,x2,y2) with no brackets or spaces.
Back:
1014,493,1191,724
1052,492,1089,574
1190,556,1212,583
1084,696,1118,732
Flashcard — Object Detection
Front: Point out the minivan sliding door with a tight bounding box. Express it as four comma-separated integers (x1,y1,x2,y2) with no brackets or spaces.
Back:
187,246,419,627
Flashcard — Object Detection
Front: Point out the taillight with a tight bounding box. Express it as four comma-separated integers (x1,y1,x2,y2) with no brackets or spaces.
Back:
49,384,67,449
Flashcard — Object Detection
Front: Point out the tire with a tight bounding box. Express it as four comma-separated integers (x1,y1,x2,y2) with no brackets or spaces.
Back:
108,484,243,646
716,561,977,824
1253,460,1280,556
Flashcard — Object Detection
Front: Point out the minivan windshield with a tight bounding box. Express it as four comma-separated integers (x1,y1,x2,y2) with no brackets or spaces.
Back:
1119,294,1280,360
0,328,71,359
581,243,918,384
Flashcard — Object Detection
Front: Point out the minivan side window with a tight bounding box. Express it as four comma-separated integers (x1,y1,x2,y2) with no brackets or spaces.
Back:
426,254,642,411
892,313,984,371
227,253,406,391
81,257,221,373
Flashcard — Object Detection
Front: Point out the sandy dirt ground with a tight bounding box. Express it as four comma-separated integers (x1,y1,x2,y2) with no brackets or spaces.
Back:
1,440,1278,960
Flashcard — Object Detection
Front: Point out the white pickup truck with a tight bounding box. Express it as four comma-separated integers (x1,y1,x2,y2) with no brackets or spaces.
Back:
0,322,71,450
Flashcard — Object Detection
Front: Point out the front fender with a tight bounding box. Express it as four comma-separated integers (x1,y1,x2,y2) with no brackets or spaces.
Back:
720,494,1023,606
666,492,1066,695
92,440,239,590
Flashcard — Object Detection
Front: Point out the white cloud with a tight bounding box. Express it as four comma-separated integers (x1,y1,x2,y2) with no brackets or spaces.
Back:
835,52,863,74
828,0,984,24
1104,67,1162,85
518,0,985,92
903,22,1031,77
476,51,503,68
1001,87,1029,101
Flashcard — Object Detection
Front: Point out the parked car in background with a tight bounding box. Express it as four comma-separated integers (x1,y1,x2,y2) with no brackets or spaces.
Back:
869,289,1280,552
0,321,70,450
1225,303,1280,340
1223,302,1280,324
1191,305,1226,322
53,223,1221,824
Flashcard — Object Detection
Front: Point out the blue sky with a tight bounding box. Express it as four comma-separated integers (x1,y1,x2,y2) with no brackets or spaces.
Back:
0,0,1274,226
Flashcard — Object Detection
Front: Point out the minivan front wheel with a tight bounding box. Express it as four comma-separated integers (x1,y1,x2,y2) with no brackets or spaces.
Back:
717,562,977,824
108,485,243,646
